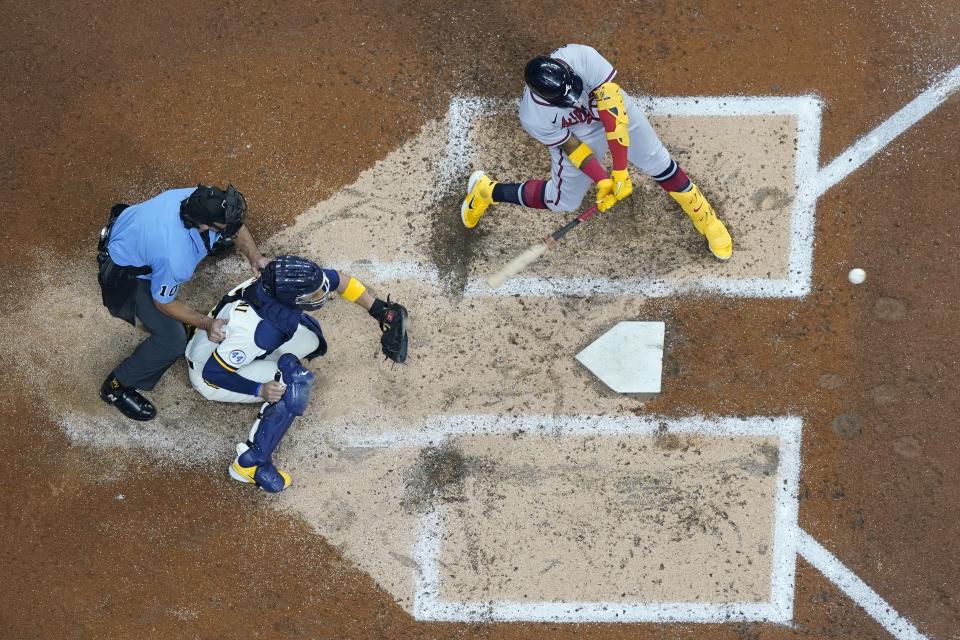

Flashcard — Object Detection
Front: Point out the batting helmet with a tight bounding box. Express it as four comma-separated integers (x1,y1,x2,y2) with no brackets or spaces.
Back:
524,56,584,108
180,184,247,238
260,255,331,311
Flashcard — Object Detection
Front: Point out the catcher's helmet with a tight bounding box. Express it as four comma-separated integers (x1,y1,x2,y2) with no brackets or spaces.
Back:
524,56,584,108
260,255,331,311
180,184,247,238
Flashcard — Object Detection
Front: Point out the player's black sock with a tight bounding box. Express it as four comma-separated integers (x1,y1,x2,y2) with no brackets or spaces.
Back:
492,181,548,208
654,159,692,192
492,182,523,205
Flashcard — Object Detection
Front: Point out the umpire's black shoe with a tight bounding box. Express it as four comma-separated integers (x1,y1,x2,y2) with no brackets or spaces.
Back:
99,375,156,421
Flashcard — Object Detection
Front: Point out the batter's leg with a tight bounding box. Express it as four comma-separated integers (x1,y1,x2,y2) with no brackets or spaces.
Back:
623,97,732,260
461,147,596,226
539,145,595,213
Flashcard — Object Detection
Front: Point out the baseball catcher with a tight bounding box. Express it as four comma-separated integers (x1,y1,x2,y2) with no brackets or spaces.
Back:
460,44,732,261
184,255,408,493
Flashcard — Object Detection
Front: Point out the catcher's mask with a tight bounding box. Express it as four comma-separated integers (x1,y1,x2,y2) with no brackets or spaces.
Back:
261,255,331,311
180,183,247,239
524,56,585,109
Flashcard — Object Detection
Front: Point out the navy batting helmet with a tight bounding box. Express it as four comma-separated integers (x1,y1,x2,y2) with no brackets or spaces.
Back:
524,56,584,108
260,255,331,311
180,184,247,238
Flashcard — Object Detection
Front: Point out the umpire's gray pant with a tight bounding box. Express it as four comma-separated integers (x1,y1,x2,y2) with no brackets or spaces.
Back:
112,279,188,390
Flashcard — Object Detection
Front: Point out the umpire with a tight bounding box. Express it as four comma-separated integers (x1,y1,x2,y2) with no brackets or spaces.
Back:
97,184,270,421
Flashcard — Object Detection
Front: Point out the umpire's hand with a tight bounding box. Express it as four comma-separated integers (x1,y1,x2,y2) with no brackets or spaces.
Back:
207,318,228,343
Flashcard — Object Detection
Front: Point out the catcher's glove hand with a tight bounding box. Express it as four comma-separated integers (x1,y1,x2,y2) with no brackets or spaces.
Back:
368,296,408,363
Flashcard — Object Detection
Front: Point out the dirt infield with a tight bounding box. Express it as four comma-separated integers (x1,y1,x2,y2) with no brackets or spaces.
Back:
2,1,959,639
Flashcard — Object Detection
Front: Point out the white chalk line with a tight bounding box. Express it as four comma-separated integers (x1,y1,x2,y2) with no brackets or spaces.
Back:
396,414,801,623
797,529,928,640
769,416,802,622
341,413,800,448
332,259,808,298
813,64,960,197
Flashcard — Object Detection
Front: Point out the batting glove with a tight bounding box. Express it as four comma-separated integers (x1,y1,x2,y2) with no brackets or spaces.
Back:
610,169,633,202
596,178,617,212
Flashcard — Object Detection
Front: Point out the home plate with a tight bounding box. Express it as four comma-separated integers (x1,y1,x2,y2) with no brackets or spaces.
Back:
576,321,665,393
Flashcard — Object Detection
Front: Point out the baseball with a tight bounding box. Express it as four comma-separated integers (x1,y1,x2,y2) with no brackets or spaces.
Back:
848,268,866,284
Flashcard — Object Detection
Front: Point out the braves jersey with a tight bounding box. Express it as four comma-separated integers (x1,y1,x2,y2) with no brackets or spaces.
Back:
518,44,617,148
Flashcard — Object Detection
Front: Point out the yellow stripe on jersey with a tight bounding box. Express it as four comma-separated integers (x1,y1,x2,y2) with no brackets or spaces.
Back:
212,350,237,373
341,277,367,302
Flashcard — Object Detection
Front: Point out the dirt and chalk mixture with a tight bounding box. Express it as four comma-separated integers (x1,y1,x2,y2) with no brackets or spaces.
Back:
4,1,960,637
2,110,793,613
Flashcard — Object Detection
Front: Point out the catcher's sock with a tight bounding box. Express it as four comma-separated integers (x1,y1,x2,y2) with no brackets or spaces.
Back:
654,159,692,193
492,180,548,209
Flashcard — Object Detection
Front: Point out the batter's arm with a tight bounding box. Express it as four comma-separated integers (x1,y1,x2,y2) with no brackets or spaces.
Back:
559,136,583,157
592,82,632,204
558,134,610,186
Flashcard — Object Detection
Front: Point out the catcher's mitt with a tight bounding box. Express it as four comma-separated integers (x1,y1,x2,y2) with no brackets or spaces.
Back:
370,296,408,363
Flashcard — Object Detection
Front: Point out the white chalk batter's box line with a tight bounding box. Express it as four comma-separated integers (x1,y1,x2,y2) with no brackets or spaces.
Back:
341,94,824,299
343,414,802,624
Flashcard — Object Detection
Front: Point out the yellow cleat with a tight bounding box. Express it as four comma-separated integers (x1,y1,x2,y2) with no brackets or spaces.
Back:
461,170,497,229
669,183,733,261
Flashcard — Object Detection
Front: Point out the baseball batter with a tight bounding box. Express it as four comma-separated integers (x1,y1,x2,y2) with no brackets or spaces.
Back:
185,255,408,493
461,44,732,261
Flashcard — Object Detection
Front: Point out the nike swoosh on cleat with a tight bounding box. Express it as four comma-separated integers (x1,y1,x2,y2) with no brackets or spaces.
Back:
693,204,703,213
552,114,558,124
467,196,475,208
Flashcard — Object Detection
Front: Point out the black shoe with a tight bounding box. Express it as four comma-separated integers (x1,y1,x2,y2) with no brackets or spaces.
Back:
99,375,157,421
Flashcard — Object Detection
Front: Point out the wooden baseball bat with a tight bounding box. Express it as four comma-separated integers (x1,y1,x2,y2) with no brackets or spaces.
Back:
487,205,600,288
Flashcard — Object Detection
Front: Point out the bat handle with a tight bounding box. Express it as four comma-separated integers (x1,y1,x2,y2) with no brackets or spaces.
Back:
576,205,600,223
541,204,602,249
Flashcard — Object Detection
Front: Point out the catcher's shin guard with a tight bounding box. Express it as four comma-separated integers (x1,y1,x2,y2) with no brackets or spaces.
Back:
461,171,496,228
230,354,314,493
669,184,733,261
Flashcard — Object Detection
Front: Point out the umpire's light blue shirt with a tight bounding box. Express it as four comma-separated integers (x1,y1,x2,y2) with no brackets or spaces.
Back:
107,187,219,304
